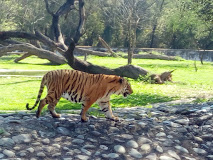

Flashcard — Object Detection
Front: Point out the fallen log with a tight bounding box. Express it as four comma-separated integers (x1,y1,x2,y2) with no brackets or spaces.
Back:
0,44,66,64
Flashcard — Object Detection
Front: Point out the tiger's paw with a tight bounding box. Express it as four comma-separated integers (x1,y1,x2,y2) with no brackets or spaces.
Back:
52,114,61,118
49,111,61,118
81,117,90,123
108,116,120,122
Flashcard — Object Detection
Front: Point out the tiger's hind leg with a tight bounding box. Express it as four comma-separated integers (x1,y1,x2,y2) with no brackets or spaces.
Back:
98,100,119,121
36,99,47,118
80,101,95,122
48,102,60,118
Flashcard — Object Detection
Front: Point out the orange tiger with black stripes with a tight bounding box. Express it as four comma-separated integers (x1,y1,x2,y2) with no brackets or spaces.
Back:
26,69,133,122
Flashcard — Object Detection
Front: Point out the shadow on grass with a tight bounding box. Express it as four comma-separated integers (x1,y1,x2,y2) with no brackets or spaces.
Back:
55,93,175,110
17,62,62,66
111,93,175,108
137,63,190,69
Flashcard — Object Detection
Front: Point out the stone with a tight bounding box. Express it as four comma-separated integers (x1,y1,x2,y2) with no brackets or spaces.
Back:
82,144,96,149
0,138,15,147
53,144,61,149
75,155,89,160
3,149,15,158
72,139,84,144
159,155,176,160
121,134,133,139
42,138,50,144
175,145,189,153
12,134,31,143
175,118,189,125
138,137,152,144
57,127,70,135
114,145,126,154
81,148,91,156
108,153,119,159
129,148,142,159
126,140,139,148
168,150,181,160
91,130,101,136
193,148,207,155
155,145,163,153
140,144,151,153
26,147,34,153
145,153,157,160
100,145,108,150
0,154,4,159
37,152,46,157
156,132,166,137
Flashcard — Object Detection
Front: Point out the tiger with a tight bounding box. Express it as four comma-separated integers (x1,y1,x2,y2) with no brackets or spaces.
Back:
26,69,133,122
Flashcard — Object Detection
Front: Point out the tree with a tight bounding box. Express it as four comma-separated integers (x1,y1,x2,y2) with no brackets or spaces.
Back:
0,0,175,83
100,0,156,64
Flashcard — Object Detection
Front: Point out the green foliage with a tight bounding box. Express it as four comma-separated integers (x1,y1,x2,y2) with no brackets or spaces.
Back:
0,0,213,49
0,128,6,135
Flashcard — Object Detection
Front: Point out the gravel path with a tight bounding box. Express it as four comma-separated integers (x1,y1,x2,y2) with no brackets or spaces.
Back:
0,101,212,160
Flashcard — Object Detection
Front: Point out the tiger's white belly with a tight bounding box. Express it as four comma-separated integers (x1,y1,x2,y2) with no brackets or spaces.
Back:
62,92,75,102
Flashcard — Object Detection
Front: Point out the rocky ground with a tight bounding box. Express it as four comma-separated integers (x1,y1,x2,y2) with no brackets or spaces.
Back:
0,101,213,160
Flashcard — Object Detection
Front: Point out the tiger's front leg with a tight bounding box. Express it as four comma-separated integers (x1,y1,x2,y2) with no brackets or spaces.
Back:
98,100,119,121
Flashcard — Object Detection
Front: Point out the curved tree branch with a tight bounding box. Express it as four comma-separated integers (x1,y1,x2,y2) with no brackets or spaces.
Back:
74,0,85,43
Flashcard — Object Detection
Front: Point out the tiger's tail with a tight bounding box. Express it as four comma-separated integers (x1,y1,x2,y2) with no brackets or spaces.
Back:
26,76,46,110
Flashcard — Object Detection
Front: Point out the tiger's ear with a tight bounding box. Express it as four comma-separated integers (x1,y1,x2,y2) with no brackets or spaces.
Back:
119,78,124,84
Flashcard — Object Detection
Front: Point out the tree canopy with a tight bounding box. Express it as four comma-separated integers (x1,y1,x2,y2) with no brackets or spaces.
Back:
0,0,212,50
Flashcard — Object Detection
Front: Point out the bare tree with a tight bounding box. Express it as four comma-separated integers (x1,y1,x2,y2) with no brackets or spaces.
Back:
0,0,173,83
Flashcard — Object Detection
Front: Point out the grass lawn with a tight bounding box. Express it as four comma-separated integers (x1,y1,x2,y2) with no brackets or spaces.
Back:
0,54,213,111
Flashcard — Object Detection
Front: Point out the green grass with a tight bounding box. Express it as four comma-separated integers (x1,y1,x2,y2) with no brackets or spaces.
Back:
0,55,213,111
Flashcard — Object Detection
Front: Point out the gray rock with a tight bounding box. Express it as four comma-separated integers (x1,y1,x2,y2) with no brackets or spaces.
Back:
42,138,50,144
108,153,119,159
100,145,108,150
140,144,151,153
81,148,91,156
121,134,133,139
82,144,96,149
52,144,61,149
193,148,207,155
129,148,142,159
159,155,176,160
126,140,139,148
138,137,152,144
26,147,34,153
175,145,189,153
114,145,126,154
91,130,101,136
12,134,31,143
0,138,15,147
37,152,46,157
168,150,181,160
155,145,163,153
0,153,4,159
175,118,189,125
57,127,70,135
3,149,15,158
156,132,166,137
145,153,157,160
75,155,89,160
72,139,84,144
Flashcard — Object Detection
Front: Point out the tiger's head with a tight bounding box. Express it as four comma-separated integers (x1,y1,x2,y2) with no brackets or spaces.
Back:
118,78,133,97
